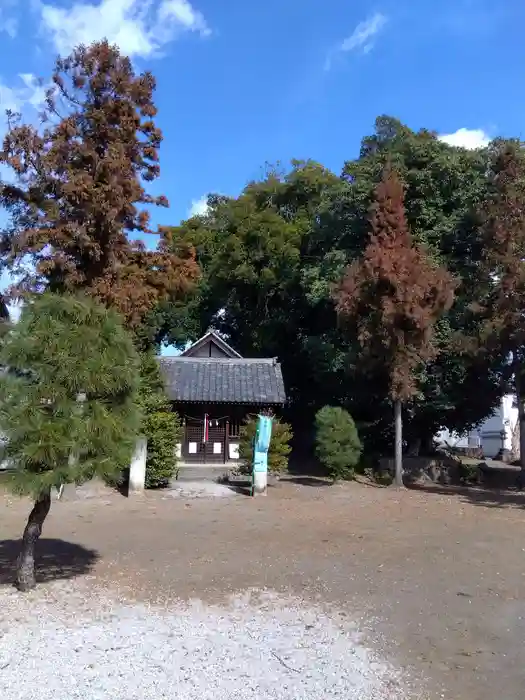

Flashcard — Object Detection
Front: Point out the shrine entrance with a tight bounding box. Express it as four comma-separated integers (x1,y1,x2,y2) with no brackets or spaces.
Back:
182,415,228,464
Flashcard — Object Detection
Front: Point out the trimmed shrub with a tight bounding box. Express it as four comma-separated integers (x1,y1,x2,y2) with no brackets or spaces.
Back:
138,352,182,488
239,414,293,474
315,406,362,481
144,410,182,488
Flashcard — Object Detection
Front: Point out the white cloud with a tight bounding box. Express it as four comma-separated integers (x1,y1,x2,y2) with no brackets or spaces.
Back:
38,0,210,59
325,12,387,70
439,128,491,150
0,73,47,139
188,195,209,217
341,12,388,53
2,16,17,38
0,84,20,114
0,0,17,38
18,74,48,109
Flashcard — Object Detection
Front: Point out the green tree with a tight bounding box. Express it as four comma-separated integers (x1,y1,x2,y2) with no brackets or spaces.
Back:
336,116,502,450
158,121,504,455
476,139,525,475
137,352,182,488
161,161,347,421
0,293,141,591
315,406,362,481
336,167,455,486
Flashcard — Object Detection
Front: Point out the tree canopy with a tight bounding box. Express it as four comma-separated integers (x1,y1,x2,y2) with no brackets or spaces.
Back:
336,166,455,402
0,40,199,329
0,293,141,496
475,139,525,469
157,119,508,454
0,53,515,460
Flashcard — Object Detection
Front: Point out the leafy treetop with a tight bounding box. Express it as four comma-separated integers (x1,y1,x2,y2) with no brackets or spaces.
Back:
336,166,456,402
477,139,525,355
315,405,362,481
0,40,199,328
0,292,141,497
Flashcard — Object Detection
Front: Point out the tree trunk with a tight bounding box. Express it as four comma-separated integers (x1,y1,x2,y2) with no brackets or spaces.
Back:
394,400,404,487
16,488,51,592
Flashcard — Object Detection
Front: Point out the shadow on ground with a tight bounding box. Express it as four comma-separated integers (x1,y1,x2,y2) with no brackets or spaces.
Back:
407,482,525,509
0,538,99,586
280,476,334,488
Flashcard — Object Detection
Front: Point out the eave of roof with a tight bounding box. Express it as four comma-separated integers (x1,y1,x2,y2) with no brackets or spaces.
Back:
158,356,286,405
181,330,242,358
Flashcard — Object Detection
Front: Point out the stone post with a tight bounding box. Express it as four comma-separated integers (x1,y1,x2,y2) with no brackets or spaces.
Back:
253,469,267,496
128,437,147,494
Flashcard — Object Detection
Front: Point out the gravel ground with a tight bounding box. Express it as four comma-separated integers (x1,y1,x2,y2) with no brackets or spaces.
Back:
2,479,525,698
163,481,240,499
0,582,419,700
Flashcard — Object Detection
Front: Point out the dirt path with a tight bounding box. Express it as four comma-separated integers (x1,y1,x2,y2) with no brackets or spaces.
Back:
2,480,525,699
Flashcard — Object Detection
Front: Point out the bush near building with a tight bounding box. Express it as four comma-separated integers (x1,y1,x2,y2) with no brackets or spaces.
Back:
239,414,293,474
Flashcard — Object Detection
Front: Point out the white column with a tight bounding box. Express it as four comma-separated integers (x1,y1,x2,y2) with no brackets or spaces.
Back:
129,437,147,494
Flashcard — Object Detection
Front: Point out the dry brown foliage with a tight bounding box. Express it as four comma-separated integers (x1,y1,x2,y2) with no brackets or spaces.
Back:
336,166,455,401
0,40,199,327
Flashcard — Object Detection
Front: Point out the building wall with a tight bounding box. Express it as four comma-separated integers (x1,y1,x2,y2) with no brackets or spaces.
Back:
436,394,518,458
187,340,231,358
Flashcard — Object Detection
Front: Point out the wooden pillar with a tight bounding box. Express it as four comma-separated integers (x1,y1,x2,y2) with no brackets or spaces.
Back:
224,419,229,464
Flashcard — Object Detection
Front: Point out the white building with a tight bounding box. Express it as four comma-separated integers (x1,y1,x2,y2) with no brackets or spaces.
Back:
436,394,518,459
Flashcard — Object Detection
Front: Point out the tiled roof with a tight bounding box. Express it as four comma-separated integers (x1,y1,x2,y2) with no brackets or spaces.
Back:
158,357,286,405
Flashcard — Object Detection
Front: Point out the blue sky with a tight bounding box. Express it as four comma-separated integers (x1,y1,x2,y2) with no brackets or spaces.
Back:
0,0,523,345
1,0,524,232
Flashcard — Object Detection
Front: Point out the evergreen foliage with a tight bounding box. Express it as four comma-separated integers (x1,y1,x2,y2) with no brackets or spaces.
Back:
315,406,362,481
239,414,293,474
160,129,503,454
476,139,525,474
0,293,141,591
0,293,141,496
137,352,181,488
143,411,182,488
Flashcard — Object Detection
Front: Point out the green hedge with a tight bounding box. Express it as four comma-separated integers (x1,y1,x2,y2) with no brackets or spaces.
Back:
144,410,182,488
239,414,293,474
315,405,362,481
138,352,181,488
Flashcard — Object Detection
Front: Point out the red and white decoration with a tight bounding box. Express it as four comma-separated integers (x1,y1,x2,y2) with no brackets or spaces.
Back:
203,413,209,443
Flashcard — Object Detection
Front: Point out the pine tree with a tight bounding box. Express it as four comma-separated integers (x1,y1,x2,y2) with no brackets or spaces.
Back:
0,40,199,329
0,293,141,591
336,166,455,485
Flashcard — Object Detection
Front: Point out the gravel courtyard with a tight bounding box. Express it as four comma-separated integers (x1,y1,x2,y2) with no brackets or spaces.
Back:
1,479,525,699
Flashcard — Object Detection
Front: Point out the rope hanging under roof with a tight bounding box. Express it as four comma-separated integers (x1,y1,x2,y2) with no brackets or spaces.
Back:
183,414,230,423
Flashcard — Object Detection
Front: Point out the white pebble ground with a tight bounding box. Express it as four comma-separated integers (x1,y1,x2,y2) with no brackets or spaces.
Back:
165,481,239,499
0,583,418,700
